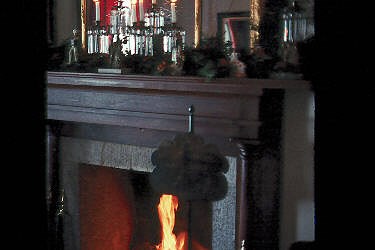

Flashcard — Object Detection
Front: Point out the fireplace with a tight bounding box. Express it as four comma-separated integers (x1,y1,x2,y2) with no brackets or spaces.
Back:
60,137,237,250
46,71,311,250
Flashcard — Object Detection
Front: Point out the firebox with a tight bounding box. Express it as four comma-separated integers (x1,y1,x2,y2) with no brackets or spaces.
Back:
79,164,212,250
60,137,237,250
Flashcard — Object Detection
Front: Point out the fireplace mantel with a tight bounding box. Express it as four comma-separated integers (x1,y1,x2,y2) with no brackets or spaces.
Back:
46,71,311,250
47,71,309,93
47,71,310,154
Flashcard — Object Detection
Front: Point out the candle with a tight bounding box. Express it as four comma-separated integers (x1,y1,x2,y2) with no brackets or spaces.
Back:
131,0,137,24
160,11,164,27
94,0,100,22
163,34,168,53
283,14,287,42
139,0,144,22
130,34,136,54
124,7,131,26
171,0,176,23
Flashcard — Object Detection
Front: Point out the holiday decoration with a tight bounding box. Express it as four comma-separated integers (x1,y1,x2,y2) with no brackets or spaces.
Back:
85,0,186,68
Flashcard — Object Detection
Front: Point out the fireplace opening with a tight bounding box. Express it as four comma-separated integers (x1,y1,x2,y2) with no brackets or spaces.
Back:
79,164,212,250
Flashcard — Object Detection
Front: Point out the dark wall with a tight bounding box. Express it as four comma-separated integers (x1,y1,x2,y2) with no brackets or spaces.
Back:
313,1,374,249
4,1,48,250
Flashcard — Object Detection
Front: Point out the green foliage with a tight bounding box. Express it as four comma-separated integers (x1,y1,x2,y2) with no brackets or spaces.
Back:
183,37,231,79
50,34,298,79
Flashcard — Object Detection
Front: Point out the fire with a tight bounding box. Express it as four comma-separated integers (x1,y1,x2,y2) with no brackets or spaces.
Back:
155,194,187,250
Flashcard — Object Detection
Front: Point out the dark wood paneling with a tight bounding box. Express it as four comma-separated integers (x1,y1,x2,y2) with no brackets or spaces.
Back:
47,87,260,121
48,104,260,139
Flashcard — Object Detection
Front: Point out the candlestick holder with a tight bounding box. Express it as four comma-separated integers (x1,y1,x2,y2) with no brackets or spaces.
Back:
109,4,121,35
163,23,185,64
109,33,123,68
144,5,165,56
146,4,165,35
87,27,99,54
280,1,314,67
84,0,186,71
66,28,81,66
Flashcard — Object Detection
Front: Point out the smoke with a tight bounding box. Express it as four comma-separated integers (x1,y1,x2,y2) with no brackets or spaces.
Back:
150,133,229,201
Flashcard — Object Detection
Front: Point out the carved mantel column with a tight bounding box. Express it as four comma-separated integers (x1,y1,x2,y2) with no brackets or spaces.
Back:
232,138,259,250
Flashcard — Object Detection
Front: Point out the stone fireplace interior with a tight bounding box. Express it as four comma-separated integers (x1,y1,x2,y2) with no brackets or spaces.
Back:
61,136,236,250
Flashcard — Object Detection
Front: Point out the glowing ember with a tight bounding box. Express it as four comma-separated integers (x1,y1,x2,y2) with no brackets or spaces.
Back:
155,194,187,250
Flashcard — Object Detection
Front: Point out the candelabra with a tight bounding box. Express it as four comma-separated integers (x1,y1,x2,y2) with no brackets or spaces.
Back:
280,1,314,65
163,23,185,64
86,0,186,68
281,1,314,44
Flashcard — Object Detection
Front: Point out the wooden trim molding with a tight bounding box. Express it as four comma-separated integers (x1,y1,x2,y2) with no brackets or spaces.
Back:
47,71,310,149
47,71,310,94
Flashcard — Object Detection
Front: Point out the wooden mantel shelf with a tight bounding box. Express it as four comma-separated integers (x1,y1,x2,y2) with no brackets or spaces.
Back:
47,71,310,95
47,71,311,153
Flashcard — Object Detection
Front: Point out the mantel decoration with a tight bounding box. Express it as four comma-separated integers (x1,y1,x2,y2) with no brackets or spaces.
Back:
48,0,314,80
86,0,186,64
57,0,187,74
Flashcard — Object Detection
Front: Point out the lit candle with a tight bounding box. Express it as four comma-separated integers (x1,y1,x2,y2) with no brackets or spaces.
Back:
123,7,131,26
94,0,100,22
130,33,136,54
131,0,137,24
139,0,144,22
171,0,176,23
163,34,168,52
160,10,164,27
283,14,287,42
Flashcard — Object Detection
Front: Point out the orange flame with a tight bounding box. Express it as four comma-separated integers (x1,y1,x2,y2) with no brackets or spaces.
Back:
155,194,186,250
